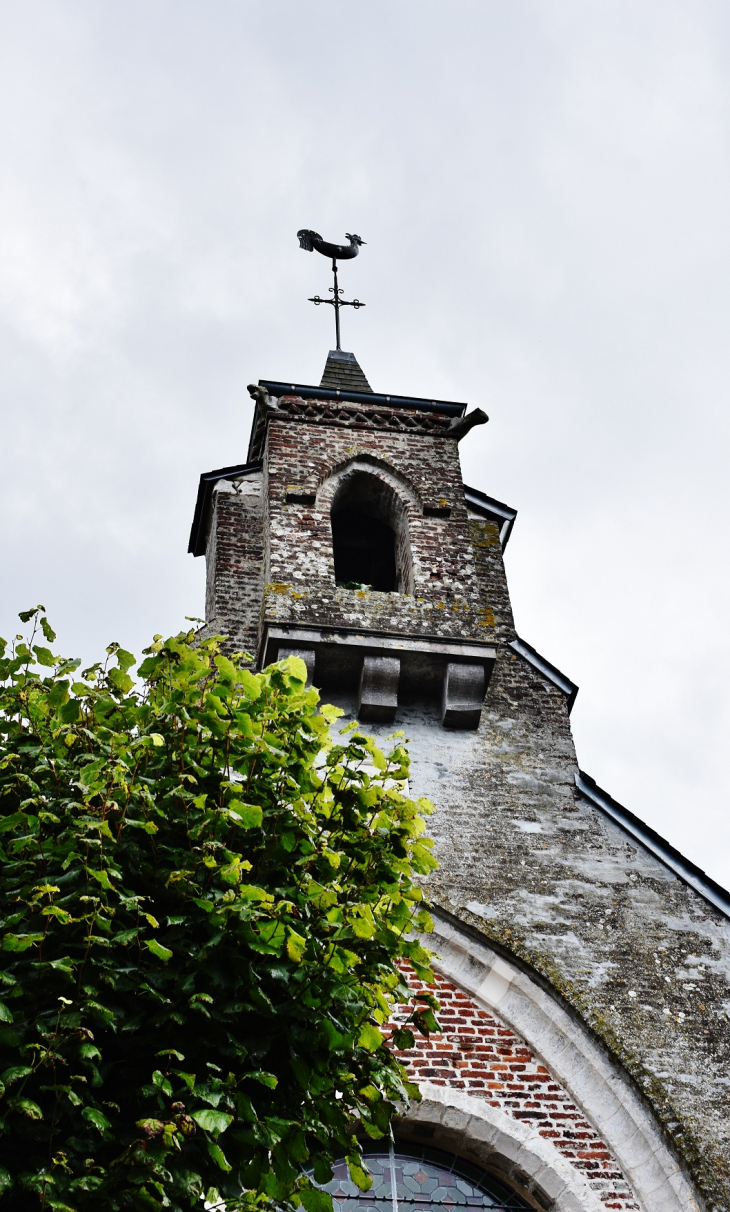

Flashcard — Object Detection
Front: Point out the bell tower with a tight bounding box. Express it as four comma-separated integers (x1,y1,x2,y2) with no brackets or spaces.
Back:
189,339,730,1210
189,347,499,730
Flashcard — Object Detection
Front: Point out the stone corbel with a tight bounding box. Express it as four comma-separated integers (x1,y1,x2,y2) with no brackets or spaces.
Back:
246,384,280,414
441,662,485,729
260,625,496,730
358,656,400,723
447,408,488,441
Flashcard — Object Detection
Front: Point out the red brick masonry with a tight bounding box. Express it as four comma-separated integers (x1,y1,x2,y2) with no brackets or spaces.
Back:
393,972,640,1211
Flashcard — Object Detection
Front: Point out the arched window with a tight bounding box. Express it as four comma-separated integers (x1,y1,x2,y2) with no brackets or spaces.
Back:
318,1144,534,1212
330,471,410,593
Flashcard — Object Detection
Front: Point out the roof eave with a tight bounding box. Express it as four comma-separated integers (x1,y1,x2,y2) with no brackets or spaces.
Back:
188,461,263,557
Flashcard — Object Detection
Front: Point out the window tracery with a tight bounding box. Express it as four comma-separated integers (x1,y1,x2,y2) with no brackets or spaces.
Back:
319,1144,534,1212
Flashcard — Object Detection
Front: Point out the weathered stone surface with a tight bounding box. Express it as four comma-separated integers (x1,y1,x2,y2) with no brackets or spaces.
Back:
194,370,730,1210
261,417,492,649
358,655,400,722
441,661,485,729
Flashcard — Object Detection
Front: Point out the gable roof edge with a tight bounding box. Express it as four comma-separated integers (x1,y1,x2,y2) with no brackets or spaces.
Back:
509,636,578,711
464,485,517,547
188,461,263,557
576,771,730,919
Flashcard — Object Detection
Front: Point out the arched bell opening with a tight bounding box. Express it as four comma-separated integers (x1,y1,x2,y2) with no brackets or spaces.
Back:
330,471,412,593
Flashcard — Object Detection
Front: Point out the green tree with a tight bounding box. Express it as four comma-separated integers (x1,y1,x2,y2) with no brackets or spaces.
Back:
0,608,439,1211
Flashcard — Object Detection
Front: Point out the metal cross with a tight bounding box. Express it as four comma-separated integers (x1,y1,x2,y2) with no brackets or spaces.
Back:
308,259,365,351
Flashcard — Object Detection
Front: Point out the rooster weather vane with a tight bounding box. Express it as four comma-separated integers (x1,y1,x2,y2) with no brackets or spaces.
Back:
297,229,366,351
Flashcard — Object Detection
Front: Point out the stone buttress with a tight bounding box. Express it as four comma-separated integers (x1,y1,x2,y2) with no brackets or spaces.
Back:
189,350,730,1212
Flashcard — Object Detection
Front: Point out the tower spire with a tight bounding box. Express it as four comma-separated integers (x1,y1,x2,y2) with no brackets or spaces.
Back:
319,349,372,393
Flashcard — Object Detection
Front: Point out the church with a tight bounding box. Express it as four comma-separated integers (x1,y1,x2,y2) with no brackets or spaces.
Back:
188,340,730,1212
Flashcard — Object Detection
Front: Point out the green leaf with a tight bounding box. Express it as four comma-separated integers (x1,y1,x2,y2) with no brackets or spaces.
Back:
116,648,136,672
108,667,134,694
255,920,286,951
82,1106,111,1133
88,868,114,891
192,1109,233,1136
0,812,27,835
206,1140,232,1172
3,933,42,952
12,1099,43,1119
33,645,56,667
48,679,69,707
245,1070,278,1089
59,699,81,724
239,669,261,700
227,801,263,829
351,914,375,939
145,939,173,963
152,1070,173,1096
0,1166,12,1195
18,606,43,623
299,1187,334,1212
286,930,307,963
0,1003,13,1023
40,616,56,642
357,1023,384,1052
347,1156,373,1192
214,654,239,684
282,655,308,683
391,1027,415,1050
237,884,273,903
369,746,387,772
1,1065,32,1085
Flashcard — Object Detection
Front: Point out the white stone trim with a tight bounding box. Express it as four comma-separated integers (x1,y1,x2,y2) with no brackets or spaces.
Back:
421,915,702,1212
405,1083,608,1212
315,454,422,517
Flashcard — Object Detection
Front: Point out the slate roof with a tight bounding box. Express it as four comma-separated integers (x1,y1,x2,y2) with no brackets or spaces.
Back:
319,349,373,392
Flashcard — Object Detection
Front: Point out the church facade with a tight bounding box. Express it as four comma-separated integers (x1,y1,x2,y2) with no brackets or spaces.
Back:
189,350,730,1212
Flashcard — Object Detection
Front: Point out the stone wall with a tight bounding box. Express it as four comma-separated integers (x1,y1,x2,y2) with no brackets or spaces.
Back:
261,416,493,645
198,386,730,1210
373,525,730,1209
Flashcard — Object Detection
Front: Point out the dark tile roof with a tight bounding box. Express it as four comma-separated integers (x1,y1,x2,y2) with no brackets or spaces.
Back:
320,349,373,392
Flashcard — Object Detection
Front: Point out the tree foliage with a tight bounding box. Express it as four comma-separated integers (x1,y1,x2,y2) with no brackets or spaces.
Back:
0,608,439,1211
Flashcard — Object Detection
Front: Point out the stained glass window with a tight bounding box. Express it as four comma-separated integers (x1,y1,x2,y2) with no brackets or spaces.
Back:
318,1144,534,1212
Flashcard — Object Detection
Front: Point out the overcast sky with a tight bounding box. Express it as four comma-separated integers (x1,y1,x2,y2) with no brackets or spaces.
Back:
2,1,730,886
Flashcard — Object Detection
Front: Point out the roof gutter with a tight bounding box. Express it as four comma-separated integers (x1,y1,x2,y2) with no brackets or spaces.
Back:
258,380,467,418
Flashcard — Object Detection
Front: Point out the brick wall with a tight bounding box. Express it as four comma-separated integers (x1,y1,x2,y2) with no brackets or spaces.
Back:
393,972,640,1211
468,517,516,642
261,416,493,645
205,478,265,656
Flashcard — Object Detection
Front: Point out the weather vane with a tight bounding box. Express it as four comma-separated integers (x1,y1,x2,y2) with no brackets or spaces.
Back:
297,229,366,351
